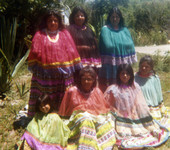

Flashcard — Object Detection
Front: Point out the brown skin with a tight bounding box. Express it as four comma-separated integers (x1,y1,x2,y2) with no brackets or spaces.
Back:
110,12,120,30
81,73,94,93
139,61,152,77
74,11,86,27
39,102,51,114
47,15,59,32
120,71,130,85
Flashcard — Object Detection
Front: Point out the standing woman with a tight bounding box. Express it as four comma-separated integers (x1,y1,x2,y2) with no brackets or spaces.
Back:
67,6,101,72
99,7,137,91
28,10,82,117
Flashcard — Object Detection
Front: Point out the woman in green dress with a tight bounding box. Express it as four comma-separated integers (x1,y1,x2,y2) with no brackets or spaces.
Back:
99,7,137,92
18,94,70,150
135,55,170,131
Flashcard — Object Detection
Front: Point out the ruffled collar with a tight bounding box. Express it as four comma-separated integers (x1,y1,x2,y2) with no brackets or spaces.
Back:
45,29,59,43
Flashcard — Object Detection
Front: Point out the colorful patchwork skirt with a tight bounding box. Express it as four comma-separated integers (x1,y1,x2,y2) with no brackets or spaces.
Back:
65,111,116,150
148,104,170,132
111,112,169,149
28,72,74,117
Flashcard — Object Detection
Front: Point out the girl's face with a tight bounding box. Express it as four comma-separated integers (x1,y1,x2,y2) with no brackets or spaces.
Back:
81,73,94,92
39,102,51,114
47,15,59,32
139,61,151,76
120,70,130,85
74,11,85,27
110,12,120,28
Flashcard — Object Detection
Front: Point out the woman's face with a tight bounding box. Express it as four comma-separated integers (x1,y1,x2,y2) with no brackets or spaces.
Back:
47,15,59,32
81,73,94,92
139,61,151,76
39,102,51,114
120,70,130,85
110,12,120,28
74,11,85,27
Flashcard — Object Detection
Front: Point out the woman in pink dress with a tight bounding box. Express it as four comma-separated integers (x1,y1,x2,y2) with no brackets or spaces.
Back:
104,64,169,149
58,66,116,150
28,10,82,117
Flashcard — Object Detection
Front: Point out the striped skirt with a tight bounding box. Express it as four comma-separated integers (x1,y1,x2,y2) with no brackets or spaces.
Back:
65,111,116,150
111,112,169,149
149,103,170,132
28,72,74,117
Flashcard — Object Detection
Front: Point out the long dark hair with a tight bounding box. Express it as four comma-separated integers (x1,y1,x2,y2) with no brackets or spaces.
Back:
77,66,97,91
35,93,53,113
69,6,88,25
39,9,65,31
116,64,134,86
139,55,155,74
106,7,124,28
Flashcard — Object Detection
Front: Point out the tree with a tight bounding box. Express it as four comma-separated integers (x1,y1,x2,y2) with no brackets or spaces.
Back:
91,0,129,37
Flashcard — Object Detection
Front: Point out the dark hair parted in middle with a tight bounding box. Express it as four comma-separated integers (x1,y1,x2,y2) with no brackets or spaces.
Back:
106,7,124,28
39,9,65,31
77,66,97,91
116,64,134,86
69,6,88,25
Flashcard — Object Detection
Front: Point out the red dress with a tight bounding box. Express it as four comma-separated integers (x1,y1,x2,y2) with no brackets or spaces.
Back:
28,29,82,117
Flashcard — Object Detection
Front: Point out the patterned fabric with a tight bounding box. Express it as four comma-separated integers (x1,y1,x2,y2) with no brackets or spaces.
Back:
99,25,137,80
19,113,70,150
28,29,82,117
67,25,101,68
135,73,170,131
58,86,116,149
104,83,169,149
66,111,116,150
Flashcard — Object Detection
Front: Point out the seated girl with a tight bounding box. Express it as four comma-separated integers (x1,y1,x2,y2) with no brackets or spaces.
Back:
18,94,70,150
104,64,169,149
58,66,116,150
135,55,170,131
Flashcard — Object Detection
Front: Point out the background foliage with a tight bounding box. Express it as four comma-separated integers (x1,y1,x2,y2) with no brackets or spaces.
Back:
1,0,170,46
90,0,170,45
0,0,170,94
0,0,170,149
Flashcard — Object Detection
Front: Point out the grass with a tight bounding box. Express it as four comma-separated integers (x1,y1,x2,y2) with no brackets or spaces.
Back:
0,63,31,149
0,53,169,150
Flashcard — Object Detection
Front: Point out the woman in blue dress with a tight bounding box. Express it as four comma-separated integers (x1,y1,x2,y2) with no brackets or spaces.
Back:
99,7,137,92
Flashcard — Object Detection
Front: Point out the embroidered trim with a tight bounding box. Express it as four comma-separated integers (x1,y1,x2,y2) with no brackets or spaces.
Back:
46,29,59,43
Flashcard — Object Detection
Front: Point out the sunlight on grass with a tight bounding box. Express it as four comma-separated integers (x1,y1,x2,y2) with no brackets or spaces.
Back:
0,53,169,149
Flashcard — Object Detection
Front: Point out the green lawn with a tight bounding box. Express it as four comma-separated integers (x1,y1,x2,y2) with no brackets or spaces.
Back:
0,53,169,149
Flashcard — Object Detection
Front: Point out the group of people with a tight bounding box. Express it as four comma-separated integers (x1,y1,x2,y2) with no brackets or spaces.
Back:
17,6,169,150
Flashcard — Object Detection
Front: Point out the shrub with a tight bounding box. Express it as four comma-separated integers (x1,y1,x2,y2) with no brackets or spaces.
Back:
152,51,170,73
